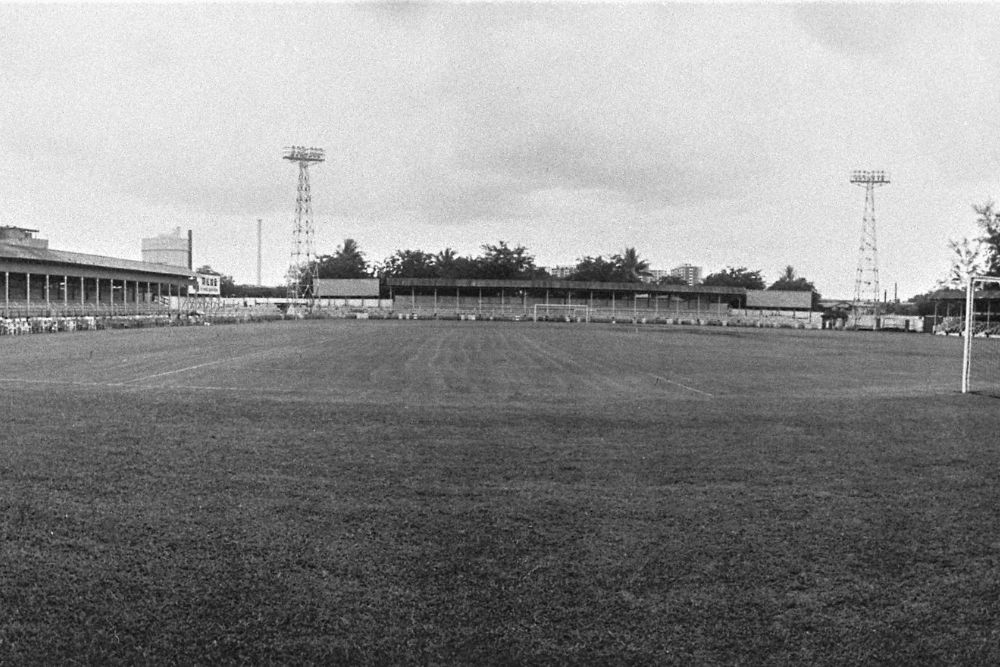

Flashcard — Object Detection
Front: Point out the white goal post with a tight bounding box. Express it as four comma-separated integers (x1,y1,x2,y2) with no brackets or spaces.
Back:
532,304,592,322
962,275,1000,394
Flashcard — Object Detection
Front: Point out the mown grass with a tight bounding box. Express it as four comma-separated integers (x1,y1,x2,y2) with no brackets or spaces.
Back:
1,321,999,664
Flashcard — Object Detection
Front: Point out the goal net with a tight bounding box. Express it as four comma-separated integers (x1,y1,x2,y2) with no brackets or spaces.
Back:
532,304,591,322
962,275,1000,394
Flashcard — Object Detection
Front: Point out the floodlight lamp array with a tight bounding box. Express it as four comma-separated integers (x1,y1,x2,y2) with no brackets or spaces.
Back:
850,170,889,184
283,146,325,162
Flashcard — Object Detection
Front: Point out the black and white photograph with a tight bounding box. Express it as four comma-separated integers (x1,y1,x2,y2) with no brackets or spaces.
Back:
2,2,1000,663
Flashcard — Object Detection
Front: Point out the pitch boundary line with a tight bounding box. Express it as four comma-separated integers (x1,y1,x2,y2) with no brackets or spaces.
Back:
115,357,238,385
0,336,339,390
648,374,714,397
0,376,305,395
118,335,337,385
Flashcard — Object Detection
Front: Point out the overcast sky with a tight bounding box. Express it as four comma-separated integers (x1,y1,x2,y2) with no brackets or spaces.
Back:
2,3,999,298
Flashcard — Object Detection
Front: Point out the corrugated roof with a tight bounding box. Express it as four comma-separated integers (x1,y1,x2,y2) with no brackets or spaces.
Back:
386,277,746,295
0,242,195,278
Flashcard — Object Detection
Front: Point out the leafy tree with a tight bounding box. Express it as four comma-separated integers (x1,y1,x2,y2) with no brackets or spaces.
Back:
434,248,479,279
569,255,619,282
768,265,817,291
477,241,538,279
316,238,370,279
768,265,821,309
611,247,651,282
379,249,437,279
974,201,1000,275
219,275,237,297
942,237,984,289
702,267,766,290
656,275,689,286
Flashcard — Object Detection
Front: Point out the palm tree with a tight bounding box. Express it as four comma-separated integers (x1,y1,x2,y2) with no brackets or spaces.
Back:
614,247,652,282
435,248,458,278
339,238,365,265
316,238,370,278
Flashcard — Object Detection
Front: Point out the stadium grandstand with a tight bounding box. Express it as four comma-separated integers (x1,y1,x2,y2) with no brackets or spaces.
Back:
384,277,819,326
0,226,195,318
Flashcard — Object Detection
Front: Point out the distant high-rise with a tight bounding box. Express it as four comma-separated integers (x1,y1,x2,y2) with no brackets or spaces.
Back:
142,228,192,268
670,264,702,286
547,265,575,279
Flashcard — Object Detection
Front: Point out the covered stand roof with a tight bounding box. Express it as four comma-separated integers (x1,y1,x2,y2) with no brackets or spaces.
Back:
385,277,745,297
0,243,196,282
928,288,1000,302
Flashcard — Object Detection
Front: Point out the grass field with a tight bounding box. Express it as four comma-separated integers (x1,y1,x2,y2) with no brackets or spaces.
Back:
2,319,999,664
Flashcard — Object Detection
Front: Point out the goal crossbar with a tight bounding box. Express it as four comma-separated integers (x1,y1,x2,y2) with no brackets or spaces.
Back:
532,304,592,322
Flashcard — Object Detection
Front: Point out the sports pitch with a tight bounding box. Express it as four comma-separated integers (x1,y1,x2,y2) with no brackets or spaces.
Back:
2,320,999,664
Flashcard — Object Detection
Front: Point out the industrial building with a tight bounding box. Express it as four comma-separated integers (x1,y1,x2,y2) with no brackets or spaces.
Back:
141,227,192,268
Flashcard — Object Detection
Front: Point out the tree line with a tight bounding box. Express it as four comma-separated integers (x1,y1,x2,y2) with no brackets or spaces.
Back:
205,240,820,302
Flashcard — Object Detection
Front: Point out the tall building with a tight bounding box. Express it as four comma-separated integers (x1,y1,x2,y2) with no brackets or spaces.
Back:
142,228,191,268
547,265,575,279
644,269,673,284
670,264,702,286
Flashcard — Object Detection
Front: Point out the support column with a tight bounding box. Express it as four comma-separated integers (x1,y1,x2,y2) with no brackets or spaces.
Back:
63,275,68,309
44,274,50,311
80,276,85,308
26,273,31,311
3,271,8,317
95,278,100,309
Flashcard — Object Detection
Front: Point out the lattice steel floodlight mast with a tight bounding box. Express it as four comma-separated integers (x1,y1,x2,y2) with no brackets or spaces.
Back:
283,146,325,301
850,170,890,321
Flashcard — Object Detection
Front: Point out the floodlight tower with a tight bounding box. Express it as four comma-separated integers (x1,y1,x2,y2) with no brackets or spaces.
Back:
283,146,325,301
850,169,889,320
